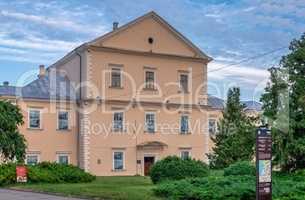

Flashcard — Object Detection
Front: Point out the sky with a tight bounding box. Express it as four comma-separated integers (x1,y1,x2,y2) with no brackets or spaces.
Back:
0,0,304,101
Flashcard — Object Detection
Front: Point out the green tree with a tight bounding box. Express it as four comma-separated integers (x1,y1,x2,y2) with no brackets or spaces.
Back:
207,87,256,169
0,100,26,162
261,33,305,171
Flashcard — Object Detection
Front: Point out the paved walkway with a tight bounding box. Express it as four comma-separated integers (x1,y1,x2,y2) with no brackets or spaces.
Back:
0,189,84,200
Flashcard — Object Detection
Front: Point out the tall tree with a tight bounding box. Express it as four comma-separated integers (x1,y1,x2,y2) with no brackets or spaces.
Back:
0,100,26,162
208,87,256,168
261,33,305,171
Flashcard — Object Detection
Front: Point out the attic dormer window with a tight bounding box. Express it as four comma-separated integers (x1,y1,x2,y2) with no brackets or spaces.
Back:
148,37,154,44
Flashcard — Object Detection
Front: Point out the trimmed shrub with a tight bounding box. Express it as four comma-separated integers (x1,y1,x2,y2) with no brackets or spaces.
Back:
154,165,305,200
224,161,255,176
149,156,209,184
154,175,256,200
0,162,95,186
154,173,305,200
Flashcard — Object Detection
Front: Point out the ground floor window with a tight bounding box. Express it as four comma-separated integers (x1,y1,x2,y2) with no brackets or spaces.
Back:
113,151,124,170
57,154,69,165
26,154,39,165
180,151,190,160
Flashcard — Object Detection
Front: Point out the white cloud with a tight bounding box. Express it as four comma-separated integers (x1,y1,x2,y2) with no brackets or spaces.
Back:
242,6,256,12
0,33,80,52
213,56,236,63
0,10,107,35
208,61,270,85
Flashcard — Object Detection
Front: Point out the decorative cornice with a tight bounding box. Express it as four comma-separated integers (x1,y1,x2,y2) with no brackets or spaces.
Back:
88,45,209,64
77,98,217,111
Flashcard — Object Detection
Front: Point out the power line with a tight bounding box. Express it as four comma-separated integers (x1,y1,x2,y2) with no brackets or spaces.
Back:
207,46,287,73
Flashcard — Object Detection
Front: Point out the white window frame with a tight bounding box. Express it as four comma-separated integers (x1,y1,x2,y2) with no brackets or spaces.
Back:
208,118,217,135
179,73,189,93
145,112,156,133
113,112,125,132
25,154,40,165
110,67,122,88
28,108,42,129
57,110,70,131
113,151,125,171
57,154,70,165
144,70,156,89
180,115,190,134
180,150,191,160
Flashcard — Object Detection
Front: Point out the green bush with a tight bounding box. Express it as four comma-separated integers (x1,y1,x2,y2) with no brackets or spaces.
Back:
0,163,16,186
154,170,305,200
0,162,95,186
224,161,255,176
154,175,256,200
149,156,209,184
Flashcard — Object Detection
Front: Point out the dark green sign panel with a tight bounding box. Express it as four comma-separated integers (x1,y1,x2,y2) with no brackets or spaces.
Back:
256,126,272,200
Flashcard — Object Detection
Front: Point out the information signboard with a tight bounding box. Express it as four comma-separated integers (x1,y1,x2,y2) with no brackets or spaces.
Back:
256,126,272,200
16,166,27,183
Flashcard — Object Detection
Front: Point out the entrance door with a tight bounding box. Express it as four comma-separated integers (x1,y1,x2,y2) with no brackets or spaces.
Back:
144,156,155,176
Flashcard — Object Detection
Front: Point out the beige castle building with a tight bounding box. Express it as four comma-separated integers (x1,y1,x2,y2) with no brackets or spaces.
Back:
0,12,224,176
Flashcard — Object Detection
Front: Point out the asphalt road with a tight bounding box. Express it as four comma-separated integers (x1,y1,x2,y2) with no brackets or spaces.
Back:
0,189,84,200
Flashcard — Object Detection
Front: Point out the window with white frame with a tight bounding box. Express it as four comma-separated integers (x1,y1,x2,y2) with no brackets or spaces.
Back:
26,154,39,165
113,151,124,170
209,119,217,135
145,71,155,89
113,112,124,132
58,111,69,130
180,115,189,134
179,74,189,93
57,154,69,165
180,151,190,160
111,68,121,88
29,109,41,129
145,112,156,133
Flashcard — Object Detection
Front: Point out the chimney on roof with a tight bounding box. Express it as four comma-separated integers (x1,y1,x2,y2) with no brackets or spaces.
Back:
38,65,46,78
113,22,119,31
3,81,9,86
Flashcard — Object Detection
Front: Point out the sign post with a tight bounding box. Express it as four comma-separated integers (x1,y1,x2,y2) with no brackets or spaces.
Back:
256,126,272,200
16,166,27,183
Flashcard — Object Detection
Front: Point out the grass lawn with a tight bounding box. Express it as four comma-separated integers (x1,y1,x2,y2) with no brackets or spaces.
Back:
12,176,162,200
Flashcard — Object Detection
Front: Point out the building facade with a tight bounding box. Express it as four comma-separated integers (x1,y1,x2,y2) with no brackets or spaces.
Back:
0,11,222,176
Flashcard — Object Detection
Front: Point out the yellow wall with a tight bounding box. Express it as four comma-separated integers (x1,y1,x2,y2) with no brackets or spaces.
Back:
17,100,78,165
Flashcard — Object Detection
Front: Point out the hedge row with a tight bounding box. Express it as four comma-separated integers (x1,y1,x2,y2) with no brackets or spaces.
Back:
153,160,305,200
0,162,95,186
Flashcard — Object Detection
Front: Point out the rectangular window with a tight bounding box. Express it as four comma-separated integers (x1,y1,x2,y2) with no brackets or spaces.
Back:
209,119,217,135
58,111,69,130
57,154,69,165
180,151,190,160
29,109,41,129
26,155,39,166
180,115,189,134
111,68,121,88
180,74,189,93
113,112,124,132
145,71,155,89
145,112,156,133
113,151,124,170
